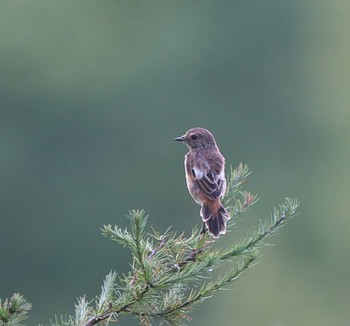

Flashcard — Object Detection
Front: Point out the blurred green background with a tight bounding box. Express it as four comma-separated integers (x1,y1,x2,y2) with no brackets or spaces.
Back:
1,1,349,325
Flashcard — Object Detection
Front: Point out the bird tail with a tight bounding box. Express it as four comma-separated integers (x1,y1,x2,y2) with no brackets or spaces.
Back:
200,201,230,238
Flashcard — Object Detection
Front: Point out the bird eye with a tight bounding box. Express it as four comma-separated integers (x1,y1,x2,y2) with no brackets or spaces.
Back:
191,134,198,140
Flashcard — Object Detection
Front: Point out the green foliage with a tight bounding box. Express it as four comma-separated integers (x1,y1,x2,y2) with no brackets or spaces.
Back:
0,164,299,325
61,163,298,326
0,293,32,326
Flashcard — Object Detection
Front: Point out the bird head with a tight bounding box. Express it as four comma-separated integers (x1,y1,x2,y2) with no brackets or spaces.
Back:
174,127,216,150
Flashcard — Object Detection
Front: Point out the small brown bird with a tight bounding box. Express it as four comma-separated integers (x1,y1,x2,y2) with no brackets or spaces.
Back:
175,127,230,238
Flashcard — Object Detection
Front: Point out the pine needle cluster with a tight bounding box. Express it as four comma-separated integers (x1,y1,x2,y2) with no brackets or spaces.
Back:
0,293,32,326
1,164,299,326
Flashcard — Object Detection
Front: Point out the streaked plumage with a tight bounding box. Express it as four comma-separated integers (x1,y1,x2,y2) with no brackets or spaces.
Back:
175,128,230,238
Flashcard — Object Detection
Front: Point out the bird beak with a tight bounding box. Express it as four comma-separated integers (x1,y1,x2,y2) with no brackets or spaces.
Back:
174,136,186,142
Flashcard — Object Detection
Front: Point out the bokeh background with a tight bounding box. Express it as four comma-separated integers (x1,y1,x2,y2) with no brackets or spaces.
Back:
1,1,349,325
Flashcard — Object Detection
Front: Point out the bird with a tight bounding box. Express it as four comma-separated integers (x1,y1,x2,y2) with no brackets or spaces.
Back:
174,127,230,238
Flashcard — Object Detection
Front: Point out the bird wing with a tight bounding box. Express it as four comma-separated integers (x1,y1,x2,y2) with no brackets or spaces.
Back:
191,157,226,201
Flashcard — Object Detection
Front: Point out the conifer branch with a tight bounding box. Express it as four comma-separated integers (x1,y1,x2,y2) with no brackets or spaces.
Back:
0,293,32,326
1,163,299,325
219,197,299,261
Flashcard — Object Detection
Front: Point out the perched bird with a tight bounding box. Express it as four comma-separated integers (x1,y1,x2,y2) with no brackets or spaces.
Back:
175,127,230,238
